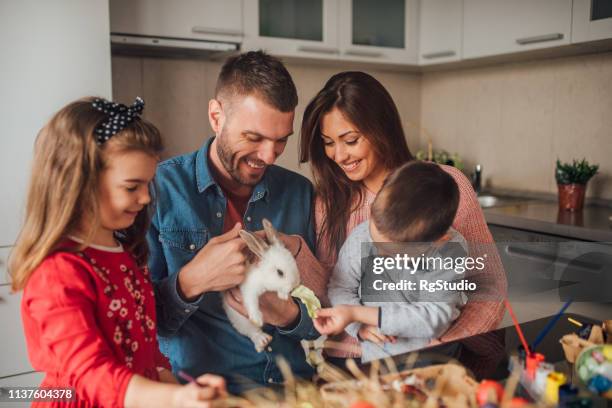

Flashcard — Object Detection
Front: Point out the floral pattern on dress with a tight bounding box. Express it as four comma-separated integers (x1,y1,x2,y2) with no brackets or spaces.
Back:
78,250,159,371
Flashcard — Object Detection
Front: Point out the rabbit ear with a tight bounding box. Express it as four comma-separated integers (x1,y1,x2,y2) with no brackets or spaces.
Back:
239,230,268,259
262,219,281,245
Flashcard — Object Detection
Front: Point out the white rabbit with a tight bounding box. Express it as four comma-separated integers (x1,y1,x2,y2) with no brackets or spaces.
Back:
222,219,301,352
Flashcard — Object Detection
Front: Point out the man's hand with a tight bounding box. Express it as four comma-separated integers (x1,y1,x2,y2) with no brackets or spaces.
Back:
357,325,397,345
178,223,247,300
224,288,300,327
313,305,356,335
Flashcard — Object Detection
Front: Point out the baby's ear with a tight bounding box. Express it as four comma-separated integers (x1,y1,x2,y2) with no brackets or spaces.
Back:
239,230,268,259
262,219,281,246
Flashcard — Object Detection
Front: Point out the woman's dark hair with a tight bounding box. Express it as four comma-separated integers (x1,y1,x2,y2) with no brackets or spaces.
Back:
299,71,414,255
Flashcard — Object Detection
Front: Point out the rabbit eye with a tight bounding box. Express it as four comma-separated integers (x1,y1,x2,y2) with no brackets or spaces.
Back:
277,269,284,277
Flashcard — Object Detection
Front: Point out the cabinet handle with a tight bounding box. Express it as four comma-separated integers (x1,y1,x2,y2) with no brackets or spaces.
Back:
344,49,383,58
191,26,243,37
297,45,339,54
505,246,600,272
422,50,456,59
516,33,563,45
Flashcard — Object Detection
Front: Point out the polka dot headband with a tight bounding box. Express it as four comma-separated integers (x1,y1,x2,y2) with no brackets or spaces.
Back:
92,97,145,144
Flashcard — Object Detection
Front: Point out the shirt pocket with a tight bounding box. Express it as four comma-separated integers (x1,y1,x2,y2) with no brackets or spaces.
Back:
159,228,209,255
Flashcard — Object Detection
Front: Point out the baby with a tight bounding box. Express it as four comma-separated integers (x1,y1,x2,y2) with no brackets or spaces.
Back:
314,161,468,362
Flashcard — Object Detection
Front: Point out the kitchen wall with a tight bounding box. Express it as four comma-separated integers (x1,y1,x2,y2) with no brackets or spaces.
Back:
421,51,612,201
113,50,612,200
111,57,422,180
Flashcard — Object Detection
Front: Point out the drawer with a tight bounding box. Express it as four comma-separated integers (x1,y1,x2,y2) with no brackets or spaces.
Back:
0,285,34,377
0,371,44,387
489,225,612,302
0,371,45,408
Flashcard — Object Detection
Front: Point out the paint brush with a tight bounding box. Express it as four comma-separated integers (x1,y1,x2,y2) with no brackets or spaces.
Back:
532,299,573,350
504,299,531,356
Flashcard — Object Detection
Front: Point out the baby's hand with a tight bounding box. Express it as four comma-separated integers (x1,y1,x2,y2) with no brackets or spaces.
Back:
357,325,397,345
313,305,354,335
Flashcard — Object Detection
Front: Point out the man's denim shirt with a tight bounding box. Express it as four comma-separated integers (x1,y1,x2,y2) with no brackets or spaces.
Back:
147,137,319,394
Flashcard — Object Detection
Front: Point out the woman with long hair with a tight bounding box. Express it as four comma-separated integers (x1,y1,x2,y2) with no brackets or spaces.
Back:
300,71,506,359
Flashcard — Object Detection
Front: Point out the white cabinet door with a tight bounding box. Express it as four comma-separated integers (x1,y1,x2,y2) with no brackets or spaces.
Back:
463,0,572,59
0,286,34,378
110,0,243,43
242,0,339,60
338,0,418,64
419,0,462,65
572,0,612,43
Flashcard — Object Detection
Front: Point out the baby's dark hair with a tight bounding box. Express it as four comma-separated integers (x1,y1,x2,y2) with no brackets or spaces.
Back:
371,161,459,242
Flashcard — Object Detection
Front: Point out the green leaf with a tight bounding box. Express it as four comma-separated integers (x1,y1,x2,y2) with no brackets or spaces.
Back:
555,158,599,185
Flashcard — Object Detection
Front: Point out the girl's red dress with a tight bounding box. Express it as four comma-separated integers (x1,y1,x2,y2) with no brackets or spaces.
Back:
21,241,170,407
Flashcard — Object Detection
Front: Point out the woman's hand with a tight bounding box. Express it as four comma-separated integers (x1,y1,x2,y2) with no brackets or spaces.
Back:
357,325,397,345
313,305,355,335
171,374,227,408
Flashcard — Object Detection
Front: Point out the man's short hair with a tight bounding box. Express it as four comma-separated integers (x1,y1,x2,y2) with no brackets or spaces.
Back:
371,161,460,242
215,50,298,112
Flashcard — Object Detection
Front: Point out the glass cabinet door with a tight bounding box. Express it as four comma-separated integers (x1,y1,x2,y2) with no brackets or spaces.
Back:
351,0,405,48
338,0,417,63
259,0,323,41
570,0,612,44
591,0,612,21
243,0,339,58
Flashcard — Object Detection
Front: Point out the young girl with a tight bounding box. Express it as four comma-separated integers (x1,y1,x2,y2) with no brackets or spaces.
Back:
9,97,226,407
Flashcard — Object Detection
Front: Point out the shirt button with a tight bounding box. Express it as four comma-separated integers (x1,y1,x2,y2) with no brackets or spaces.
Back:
268,378,274,383
184,309,190,313
267,346,272,352
189,244,196,250
246,216,252,222
216,212,222,218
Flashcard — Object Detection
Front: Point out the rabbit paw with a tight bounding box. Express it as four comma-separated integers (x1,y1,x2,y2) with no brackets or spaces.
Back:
249,312,264,328
278,291,289,301
252,332,273,352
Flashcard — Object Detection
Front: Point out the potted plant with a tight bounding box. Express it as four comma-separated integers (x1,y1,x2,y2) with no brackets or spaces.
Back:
555,159,599,212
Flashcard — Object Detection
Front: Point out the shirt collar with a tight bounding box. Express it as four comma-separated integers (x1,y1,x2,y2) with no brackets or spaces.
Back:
195,136,270,203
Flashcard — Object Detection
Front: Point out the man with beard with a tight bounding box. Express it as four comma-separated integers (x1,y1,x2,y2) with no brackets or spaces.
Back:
147,51,322,394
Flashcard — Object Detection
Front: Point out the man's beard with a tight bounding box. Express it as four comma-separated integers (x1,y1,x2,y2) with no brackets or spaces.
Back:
216,130,265,187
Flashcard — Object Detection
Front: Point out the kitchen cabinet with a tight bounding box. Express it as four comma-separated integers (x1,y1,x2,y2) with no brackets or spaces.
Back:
243,0,339,60
0,285,34,378
110,0,244,43
1,0,112,385
572,0,612,43
338,0,418,64
418,0,462,65
463,0,572,59
243,0,418,64
488,225,612,302
0,371,44,388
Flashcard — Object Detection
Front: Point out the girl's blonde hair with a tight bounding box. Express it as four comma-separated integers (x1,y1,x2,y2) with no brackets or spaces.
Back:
9,97,163,291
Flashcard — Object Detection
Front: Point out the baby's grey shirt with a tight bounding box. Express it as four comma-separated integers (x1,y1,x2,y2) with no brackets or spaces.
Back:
327,221,468,362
